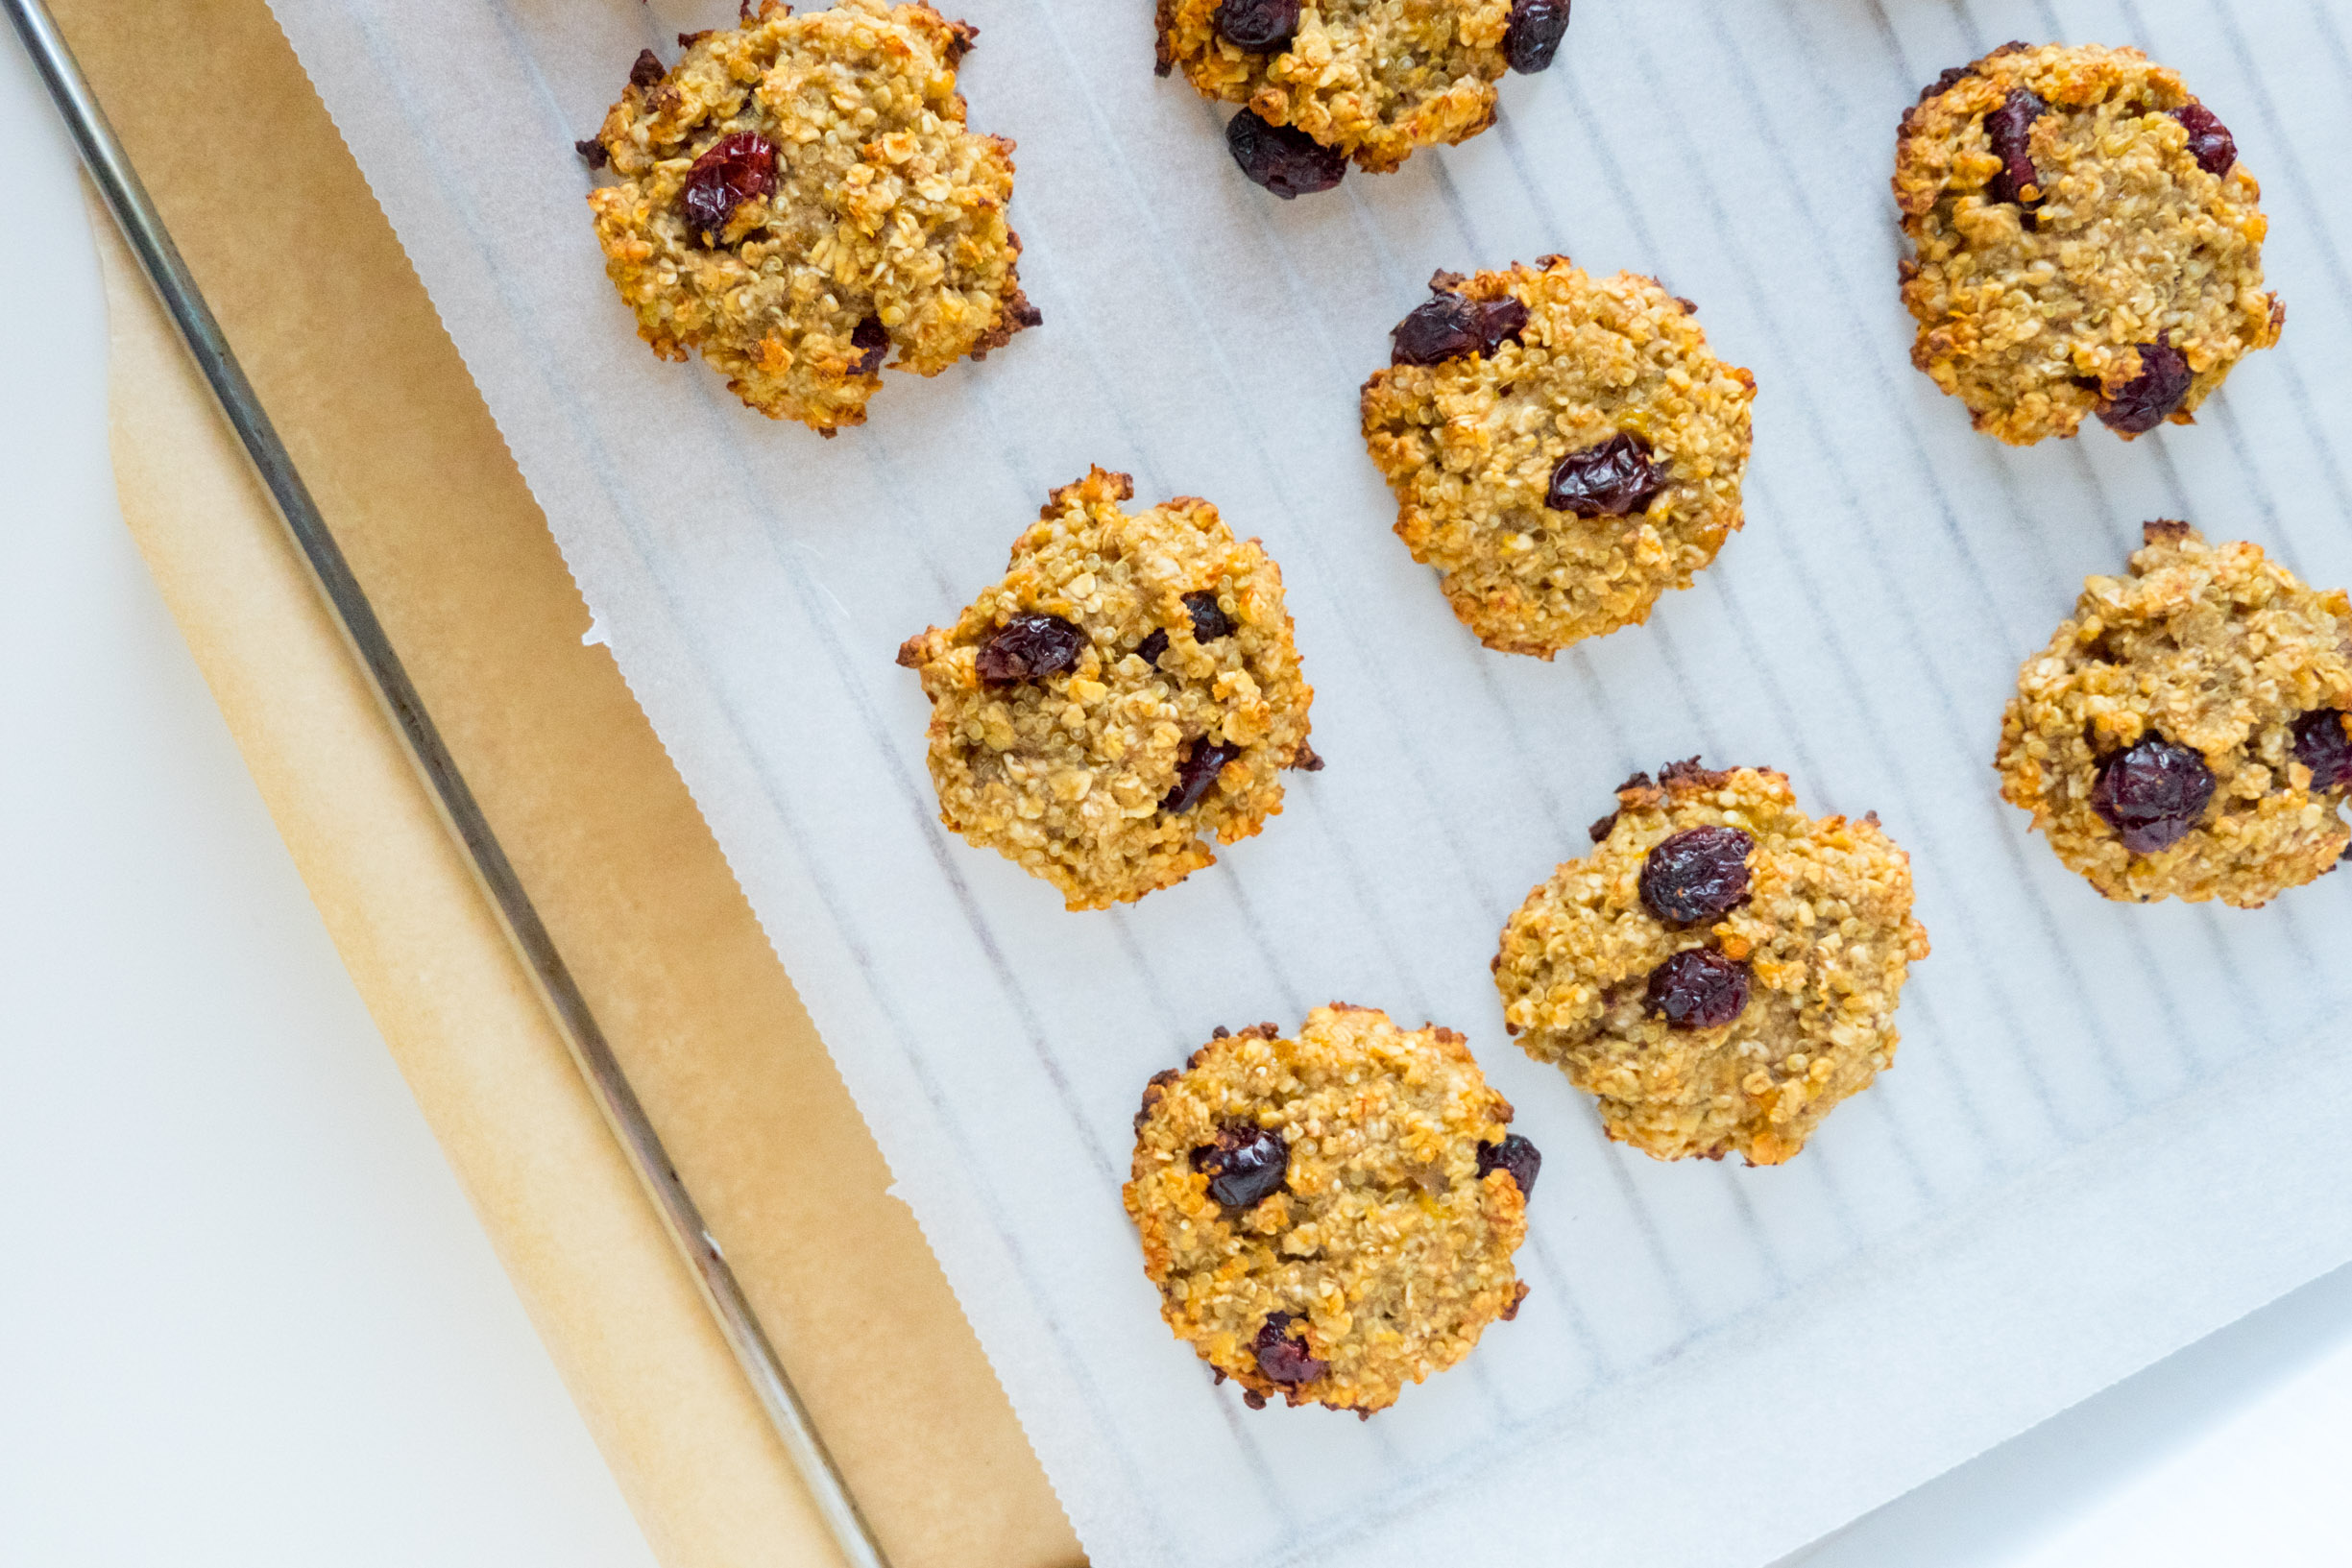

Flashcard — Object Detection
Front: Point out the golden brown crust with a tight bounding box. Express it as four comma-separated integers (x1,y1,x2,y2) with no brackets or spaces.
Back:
1361,259,1757,659
1996,524,2352,906
1894,41,2280,446
584,0,1032,432
899,469,1315,909
1494,765,1928,1165
1155,0,1512,172
1122,1005,1527,1414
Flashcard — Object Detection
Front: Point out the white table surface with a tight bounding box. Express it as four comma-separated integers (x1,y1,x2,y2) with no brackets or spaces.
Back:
2,30,2347,1568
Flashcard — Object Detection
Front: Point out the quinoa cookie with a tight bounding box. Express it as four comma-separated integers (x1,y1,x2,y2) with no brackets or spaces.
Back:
1895,41,2282,446
1361,259,1757,660
1123,1004,1537,1415
896,468,1317,909
1996,522,2352,907
1156,0,1572,185
1494,761,1929,1166
583,0,1039,434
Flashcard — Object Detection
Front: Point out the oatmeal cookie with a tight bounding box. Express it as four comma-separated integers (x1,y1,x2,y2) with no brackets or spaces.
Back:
1361,260,1757,660
1895,41,2282,446
896,468,1316,909
1494,761,1929,1165
1123,1004,1536,1414
583,0,1038,434
1156,0,1571,180
1996,522,2352,906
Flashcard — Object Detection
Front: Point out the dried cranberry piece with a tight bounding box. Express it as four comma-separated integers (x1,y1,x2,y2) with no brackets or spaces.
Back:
1920,62,1976,104
975,613,1087,685
1191,1123,1289,1208
850,316,889,376
681,131,779,244
1137,591,1232,666
1918,42,2027,106
2172,103,2237,176
2091,736,2216,853
1215,0,1298,52
1161,737,1242,813
1183,591,1233,643
1475,1133,1541,1197
1503,0,1570,73
1547,433,1668,517
1644,949,1751,1030
1390,295,1482,365
1390,292,1529,366
1638,826,1756,925
1225,109,1346,199
1252,1313,1327,1387
1985,87,2049,207
2294,711,2352,793
2097,340,2193,435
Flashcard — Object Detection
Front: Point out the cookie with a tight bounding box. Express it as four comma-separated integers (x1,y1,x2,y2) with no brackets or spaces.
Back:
1361,260,1757,660
1895,41,2282,446
1494,761,1928,1166
1155,0,1571,181
1996,522,2352,907
1123,1004,1536,1415
896,468,1317,909
583,0,1039,434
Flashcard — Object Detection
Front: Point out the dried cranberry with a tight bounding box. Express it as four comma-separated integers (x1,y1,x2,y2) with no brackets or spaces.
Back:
975,614,1087,685
2294,711,2352,792
1547,432,1668,517
1985,88,2049,207
2097,340,2193,435
1918,42,2026,106
1390,292,1529,366
1225,109,1346,199
1639,826,1755,925
1475,1134,1541,1197
1920,62,1976,104
628,48,666,89
1191,1123,1289,1208
2091,736,2216,853
681,131,779,244
1252,1313,1327,1386
1215,0,1298,52
1503,0,1570,73
1644,949,1751,1030
850,316,888,376
1138,591,1232,665
1183,591,1233,643
2172,103,2237,176
1161,737,1242,813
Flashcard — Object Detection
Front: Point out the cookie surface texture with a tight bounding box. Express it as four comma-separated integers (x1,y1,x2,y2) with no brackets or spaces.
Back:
1895,41,2281,446
1361,259,1757,659
1155,0,1512,172
1123,1004,1532,1414
1996,522,2352,906
897,468,1315,910
1495,761,1929,1165
585,0,1037,433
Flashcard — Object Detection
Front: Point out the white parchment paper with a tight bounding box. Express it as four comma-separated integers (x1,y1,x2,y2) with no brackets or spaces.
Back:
258,0,2352,1561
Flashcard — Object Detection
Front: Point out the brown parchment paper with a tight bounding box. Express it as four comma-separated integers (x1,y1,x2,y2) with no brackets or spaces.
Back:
51,3,1079,1564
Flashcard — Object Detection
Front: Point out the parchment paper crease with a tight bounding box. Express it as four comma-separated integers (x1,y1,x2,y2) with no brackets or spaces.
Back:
250,0,2352,1563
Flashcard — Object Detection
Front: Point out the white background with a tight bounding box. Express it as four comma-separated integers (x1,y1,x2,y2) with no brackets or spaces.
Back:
0,24,2346,1568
